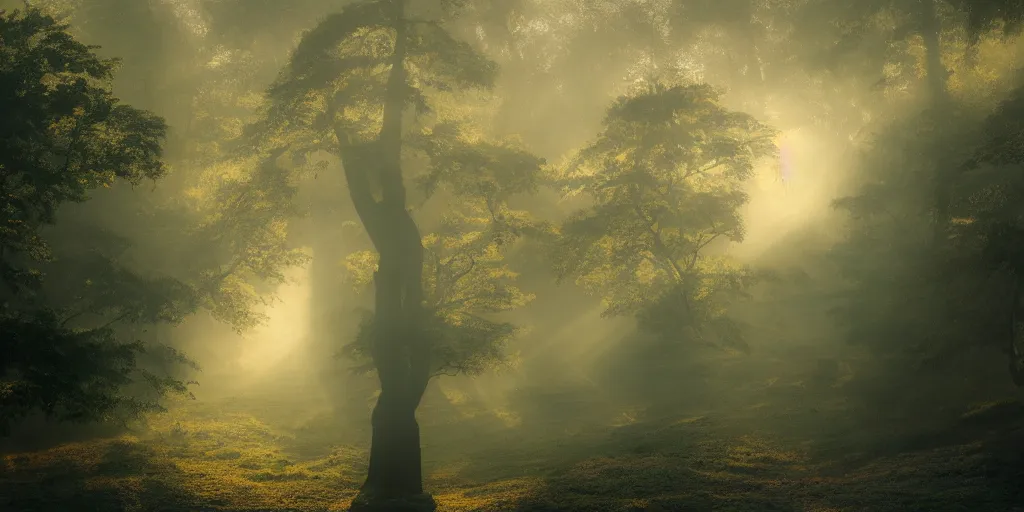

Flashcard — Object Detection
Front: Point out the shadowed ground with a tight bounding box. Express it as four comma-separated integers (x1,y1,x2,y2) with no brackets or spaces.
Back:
3,351,1023,512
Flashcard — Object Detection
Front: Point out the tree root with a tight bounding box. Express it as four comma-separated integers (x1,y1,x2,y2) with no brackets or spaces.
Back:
348,491,437,512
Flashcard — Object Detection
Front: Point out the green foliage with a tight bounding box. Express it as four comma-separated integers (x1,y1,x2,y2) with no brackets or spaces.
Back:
794,0,1024,84
342,124,545,376
955,83,1024,379
0,8,165,289
828,109,941,353
343,206,537,376
152,38,309,333
412,121,542,205
828,92,1017,371
0,2,321,435
966,84,1024,171
185,149,310,332
251,0,498,152
41,220,200,325
951,0,1024,41
0,8,197,433
551,82,776,350
0,310,198,435
816,2,1024,387
249,0,544,378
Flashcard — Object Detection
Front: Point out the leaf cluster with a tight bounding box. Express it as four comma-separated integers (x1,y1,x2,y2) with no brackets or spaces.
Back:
0,9,199,433
249,0,498,152
341,127,544,375
0,8,166,291
0,309,198,435
550,82,775,349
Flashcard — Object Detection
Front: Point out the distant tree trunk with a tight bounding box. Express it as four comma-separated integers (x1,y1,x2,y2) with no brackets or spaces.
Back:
307,174,353,399
336,1,434,508
738,18,764,110
918,0,952,246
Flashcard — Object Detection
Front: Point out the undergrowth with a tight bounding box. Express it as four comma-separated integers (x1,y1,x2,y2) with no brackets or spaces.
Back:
2,362,1023,511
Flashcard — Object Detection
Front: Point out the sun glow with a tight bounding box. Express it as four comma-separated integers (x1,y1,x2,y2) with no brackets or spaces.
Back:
235,264,313,378
734,128,838,260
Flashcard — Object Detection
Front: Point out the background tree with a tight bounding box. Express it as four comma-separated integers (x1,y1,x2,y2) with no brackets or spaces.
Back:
826,12,1024,407
552,81,777,353
953,82,1024,385
793,0,1024,243
67,0,311,334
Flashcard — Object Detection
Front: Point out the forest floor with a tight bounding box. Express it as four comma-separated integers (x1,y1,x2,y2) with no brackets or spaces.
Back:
3,347,1024,512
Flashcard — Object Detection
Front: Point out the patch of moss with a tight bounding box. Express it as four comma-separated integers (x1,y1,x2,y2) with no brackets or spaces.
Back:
725,435,807,473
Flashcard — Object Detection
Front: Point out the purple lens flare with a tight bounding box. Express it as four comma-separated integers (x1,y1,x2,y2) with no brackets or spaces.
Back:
780,142,794,184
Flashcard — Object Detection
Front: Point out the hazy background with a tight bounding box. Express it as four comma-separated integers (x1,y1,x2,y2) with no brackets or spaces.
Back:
1,0,1016,425
3,1,1024,509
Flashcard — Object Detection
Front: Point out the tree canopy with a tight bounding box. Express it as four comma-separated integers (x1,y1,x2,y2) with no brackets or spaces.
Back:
0,7,193,432
246,0,548,383
552,81,776,351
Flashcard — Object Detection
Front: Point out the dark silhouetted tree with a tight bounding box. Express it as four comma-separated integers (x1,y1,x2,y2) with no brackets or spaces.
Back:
245,0,543,507
0,7,195,433
955,83,1024,385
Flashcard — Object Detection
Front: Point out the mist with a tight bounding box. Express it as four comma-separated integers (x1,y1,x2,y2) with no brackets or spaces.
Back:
3,1,1024,511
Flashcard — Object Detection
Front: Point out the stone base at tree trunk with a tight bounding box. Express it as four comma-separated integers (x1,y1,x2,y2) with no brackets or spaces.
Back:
348,491,437,512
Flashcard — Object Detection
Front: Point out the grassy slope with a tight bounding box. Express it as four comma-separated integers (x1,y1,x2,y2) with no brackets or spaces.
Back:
2,355,1023,512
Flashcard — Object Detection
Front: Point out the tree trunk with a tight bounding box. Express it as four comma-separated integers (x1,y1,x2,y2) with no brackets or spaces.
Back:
348,189,435,512
356,230,431,504
336,1,435,509
919,0,951,246
307,173,357,409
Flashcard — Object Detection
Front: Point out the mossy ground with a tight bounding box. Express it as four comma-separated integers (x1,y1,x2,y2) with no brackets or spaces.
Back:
2,356,1023,512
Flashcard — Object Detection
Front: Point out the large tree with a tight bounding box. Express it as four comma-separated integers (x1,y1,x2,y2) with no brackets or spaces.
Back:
247,0,543,507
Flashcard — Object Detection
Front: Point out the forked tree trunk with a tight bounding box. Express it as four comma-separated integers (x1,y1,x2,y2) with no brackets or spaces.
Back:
335,1,434,509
